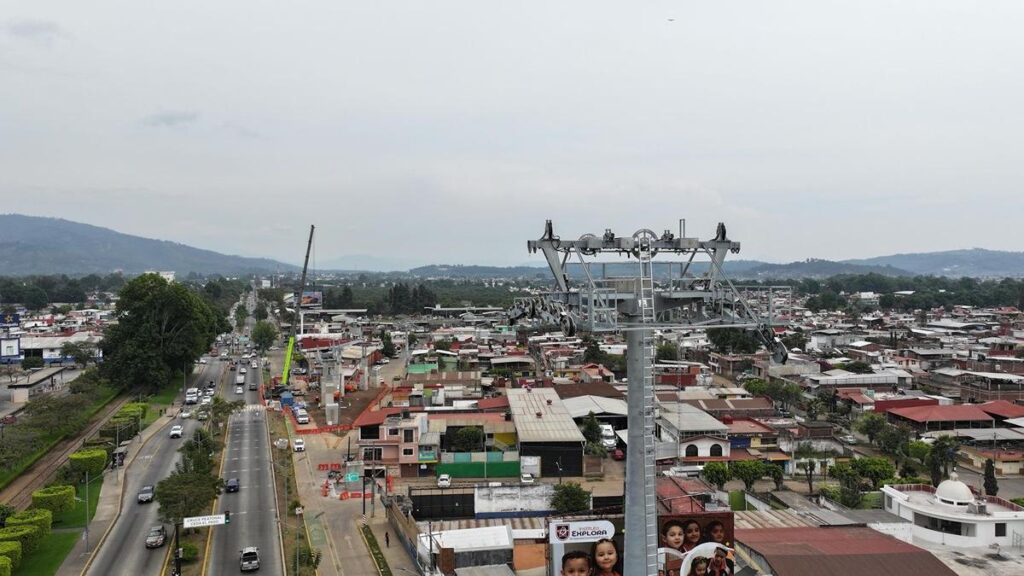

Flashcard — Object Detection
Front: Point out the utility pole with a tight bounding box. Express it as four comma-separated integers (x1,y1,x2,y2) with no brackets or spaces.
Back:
84,470,90,553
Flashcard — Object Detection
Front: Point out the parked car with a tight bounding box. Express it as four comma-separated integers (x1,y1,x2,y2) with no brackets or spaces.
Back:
169,426,183,439
198,358,207,364
137,485,155,504
437,474,452,488
611,448,625,461
145,525,167,548
239,547,260,572
840,435,858,445
226,478,240,493
295,410,310,425
292,439,305,452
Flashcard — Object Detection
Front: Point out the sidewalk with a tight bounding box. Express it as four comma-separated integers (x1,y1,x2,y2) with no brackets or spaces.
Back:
368,510,419,574
55,412,176,576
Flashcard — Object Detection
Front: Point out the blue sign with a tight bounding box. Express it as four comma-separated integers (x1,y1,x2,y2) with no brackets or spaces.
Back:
0,313,18,328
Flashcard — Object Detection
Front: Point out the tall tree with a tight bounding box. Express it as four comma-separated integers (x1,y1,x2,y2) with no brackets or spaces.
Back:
795,442,818,493
984,459,999,496
380,330,395,358
581,412,601,444
730,461,766,491
251,321,277,353
702,462,731,490
550,482,591,514
655,342,679,362
854,413,887,446
852,457,896,490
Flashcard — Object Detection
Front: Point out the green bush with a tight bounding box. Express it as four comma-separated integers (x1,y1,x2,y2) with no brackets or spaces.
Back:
5,509,52,539
181,541,199,562
31,485,76,514
0,541,21,570
0,554,10,576
68,448,107,478
0,525,40,554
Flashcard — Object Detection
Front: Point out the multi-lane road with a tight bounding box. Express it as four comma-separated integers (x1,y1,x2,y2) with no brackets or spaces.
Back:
86,361,218,576
206,353,283,574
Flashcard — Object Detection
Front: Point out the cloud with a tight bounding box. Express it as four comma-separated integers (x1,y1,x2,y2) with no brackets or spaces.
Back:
221,122,260,139
0,19,66,45
141,110,200,127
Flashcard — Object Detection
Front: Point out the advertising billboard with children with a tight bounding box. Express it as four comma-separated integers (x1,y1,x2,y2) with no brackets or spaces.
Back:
658,512,735,576
549,519,624,576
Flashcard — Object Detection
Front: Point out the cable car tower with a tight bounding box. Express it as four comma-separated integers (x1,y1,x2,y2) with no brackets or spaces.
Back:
510,220,789,576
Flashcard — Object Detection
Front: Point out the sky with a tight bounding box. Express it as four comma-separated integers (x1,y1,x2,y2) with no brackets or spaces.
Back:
2,1,1023,270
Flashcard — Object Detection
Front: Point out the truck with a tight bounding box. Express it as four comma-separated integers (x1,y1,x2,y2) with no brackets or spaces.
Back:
235,375,245,386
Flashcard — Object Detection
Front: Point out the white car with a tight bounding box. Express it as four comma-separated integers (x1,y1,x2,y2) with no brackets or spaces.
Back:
169,425,183,439
240,367,247,374
200,396,212,406
520,473,535,484
437,474,452,488
199,358,207,364
292,439,305,452
235,386,244,394
180,409,192,419
251,362,258,369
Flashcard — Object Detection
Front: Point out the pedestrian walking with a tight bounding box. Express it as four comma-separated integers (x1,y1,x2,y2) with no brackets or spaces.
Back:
385,531,390,548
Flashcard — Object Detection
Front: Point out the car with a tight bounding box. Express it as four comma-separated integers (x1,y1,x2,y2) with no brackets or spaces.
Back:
198,358,207,364
229,365,236,372
145,525,167,548
180,408,192,419
169,426,183,439
251,362,258,369
437,474,452,488
226,478,240,493
611,448,625,461
235,386,244,394
239,546,260,572
197,411,209,421
207,380,216,389
137,485,155,504
840,435,858,445
240,367,247,375
520,473,535,484
292,439,305,452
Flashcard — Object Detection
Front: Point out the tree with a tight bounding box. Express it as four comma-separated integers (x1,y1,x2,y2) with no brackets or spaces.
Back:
449,427,483,452
702,462,731,490
253,301,268,321
23,287,48,310
805,399,823,420
984,458,999,496
908,440,931,465
743,378,769,397
656,342,679,362
234,305,248,327
795,442,818,493
20,357,43,370
550,482,591,514
780,332,808,351
927,450,943,487
380,331,395,358
155,470,223,523
852,457,896,490
707,328,760,354
583,338,604,363
767,464,785,490
60,341,94,368
100,274,222,392
829,463,863,508
0,504,13,528
930,435,960,479
844,361,873,375
251,321,277,353
433,338,453,352
854,413,887,445
581,412,601,444
876,424,911,458
730,461,766,491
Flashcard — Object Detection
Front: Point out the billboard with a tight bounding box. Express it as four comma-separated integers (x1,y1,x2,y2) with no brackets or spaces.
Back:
549,519,623,576
0,313,18,328
658,512,735,576
300,291,323,308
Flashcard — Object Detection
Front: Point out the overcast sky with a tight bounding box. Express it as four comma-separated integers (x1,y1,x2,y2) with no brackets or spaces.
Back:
2,1,1023,270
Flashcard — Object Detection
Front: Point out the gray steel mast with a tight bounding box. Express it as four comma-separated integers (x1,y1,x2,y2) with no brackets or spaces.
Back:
510,220,787,575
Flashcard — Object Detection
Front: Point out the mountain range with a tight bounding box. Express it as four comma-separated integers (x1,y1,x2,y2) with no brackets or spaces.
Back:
3,214,1024,278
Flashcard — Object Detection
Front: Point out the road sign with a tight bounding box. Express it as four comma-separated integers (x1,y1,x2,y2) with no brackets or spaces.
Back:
183,514,226,528
344,472,360,482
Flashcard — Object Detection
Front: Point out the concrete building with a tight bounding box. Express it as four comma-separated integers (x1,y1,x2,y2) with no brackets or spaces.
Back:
506,388,585,477
882,473,1024,548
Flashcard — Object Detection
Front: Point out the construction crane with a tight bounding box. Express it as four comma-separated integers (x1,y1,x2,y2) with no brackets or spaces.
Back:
280,224,315,388
509,220,787,576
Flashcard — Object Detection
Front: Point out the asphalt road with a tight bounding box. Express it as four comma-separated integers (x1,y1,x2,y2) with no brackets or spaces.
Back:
86,360,220,576
206,309,284,574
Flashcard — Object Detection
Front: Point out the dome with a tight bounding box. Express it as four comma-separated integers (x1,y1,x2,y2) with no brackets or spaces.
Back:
935,473,974,505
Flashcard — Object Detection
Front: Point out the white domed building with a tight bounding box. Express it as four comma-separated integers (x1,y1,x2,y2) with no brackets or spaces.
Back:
882,472,1024,547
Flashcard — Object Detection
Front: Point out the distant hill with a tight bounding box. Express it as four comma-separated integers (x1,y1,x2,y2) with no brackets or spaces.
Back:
737,259,913,279
844,248,1024,277
0,214,297,276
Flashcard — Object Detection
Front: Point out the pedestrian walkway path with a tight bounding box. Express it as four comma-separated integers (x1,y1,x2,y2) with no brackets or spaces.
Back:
55,412,175,576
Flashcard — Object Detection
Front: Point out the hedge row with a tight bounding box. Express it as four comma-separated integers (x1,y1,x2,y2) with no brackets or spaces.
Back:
68,448,107,478
0,541,20,571
5,509,52,539
0,525,40,555
0,554,10,576
31,484,76,514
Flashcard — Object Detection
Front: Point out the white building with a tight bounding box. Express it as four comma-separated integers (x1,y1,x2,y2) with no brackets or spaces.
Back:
881,473,1024,548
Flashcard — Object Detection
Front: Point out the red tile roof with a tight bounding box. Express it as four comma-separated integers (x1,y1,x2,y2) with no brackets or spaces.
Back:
736,527,958,576
979,400,1024,419
888,404,993,423
477,396,510,410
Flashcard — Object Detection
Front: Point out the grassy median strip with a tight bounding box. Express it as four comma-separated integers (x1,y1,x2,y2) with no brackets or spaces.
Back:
359,525,393,576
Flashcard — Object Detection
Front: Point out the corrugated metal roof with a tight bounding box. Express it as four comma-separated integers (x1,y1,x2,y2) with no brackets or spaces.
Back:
657,403,728,434
561,395,628,418
507,388,585,443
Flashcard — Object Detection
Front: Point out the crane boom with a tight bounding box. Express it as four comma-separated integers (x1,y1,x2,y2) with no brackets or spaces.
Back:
281,224,315,387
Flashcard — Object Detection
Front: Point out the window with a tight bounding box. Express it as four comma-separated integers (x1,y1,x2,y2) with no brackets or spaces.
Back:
362,447,383,461
404,429,414,443
709,444,723,457
885,495,893,509
388,428,399,437
403,448,414,456
996,523,1006,537
685,444,699,457
360,426,380,440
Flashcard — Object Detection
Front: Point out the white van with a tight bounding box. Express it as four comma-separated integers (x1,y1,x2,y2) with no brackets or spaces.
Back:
294,409,309,425
599,424,617,450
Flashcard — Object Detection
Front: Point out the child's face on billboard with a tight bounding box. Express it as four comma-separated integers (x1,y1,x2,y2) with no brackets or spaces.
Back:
561,557,591,576
664,525,684,548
